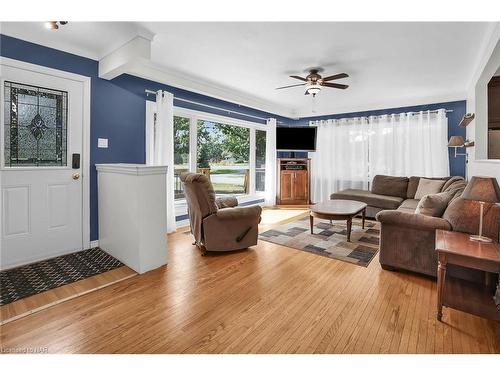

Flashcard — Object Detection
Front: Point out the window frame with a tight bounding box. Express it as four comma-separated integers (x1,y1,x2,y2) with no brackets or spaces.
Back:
174,106,268,200
146,101,268,203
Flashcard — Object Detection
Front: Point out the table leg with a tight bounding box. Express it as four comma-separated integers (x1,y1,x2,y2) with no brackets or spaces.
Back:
346,218,352,242
437,254,447,321
362,208,366,229
310,215,314,235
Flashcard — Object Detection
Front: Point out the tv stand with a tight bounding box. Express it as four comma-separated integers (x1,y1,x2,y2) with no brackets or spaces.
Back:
276,158,310,205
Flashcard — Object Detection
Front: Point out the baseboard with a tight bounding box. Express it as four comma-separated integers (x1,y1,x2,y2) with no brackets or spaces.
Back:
90,240,99,248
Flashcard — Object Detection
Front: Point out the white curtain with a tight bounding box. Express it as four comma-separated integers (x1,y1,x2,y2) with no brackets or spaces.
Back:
310,109,450,201
153,90,176,233
264,118,277,206
369,109,449,177
310,117,370,203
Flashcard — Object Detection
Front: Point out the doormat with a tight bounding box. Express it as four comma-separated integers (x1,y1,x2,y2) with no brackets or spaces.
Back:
0,248,124,306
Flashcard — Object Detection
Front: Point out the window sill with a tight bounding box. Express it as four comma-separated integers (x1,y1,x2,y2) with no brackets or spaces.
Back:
175,193,266,226
175,193,265,207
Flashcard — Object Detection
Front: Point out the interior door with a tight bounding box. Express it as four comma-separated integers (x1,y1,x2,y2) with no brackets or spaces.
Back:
1,65,84,269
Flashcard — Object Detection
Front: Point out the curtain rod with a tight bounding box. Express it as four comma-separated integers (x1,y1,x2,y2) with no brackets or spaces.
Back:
311,109,453,122
145,89,274,123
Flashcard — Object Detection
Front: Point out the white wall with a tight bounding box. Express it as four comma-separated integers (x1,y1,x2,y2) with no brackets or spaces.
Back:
466,22,500,181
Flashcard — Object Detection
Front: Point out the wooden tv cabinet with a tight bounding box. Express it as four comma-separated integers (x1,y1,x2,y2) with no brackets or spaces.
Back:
276,158,310,205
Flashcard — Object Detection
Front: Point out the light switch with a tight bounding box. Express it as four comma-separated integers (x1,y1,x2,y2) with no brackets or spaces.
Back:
98,138,108,148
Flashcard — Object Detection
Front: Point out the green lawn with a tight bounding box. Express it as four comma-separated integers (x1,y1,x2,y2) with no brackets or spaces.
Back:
212,183,245,194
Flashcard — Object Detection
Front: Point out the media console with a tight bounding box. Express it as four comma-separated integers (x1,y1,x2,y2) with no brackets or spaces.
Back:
276,158,311,205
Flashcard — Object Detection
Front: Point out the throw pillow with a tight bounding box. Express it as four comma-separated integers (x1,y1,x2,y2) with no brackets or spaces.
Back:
414,178,446,200
415,191,453,217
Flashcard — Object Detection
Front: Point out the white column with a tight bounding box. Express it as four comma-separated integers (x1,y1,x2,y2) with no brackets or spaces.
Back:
265,118,277,206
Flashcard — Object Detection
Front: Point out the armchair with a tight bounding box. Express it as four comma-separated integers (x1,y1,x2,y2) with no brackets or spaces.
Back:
180,172,262,255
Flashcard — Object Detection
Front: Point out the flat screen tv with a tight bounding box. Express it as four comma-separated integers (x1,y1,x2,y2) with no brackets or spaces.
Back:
276,126,317,152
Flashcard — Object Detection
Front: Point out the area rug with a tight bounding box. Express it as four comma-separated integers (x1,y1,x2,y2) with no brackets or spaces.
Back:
259,217,380,267
0,248,124,306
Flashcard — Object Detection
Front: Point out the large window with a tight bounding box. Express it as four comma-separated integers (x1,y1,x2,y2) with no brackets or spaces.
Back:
170,109,268,200
173,116,190,199
197,119,250,195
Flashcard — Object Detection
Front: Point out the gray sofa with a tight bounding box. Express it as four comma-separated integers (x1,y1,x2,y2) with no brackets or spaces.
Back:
330,175,466,218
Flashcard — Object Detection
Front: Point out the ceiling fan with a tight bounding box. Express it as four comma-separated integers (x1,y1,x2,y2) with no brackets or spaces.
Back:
276,68,349,97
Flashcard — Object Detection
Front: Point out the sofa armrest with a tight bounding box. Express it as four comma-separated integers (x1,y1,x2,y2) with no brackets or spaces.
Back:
215,196,239,209
216,205,262,220
376,210,452,231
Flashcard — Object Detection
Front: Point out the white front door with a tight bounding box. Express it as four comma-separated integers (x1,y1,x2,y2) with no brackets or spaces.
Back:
1,63,85,269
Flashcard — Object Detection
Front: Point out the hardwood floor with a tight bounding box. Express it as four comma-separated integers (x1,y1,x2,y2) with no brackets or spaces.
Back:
0,266,137,324
0,209,498,353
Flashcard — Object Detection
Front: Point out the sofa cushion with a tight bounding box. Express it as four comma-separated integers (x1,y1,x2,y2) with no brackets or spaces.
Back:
407,176,451,198
414,178,446,199
441,176,464,192
397,199,420,213
371,175,409,198
330,189,404,210
441,176,467,201
415,191,453,217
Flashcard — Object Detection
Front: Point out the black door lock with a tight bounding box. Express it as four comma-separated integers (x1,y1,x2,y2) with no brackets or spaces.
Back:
72,153,80,169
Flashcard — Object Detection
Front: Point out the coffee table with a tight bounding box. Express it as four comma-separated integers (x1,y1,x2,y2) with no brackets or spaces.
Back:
309,199,367,242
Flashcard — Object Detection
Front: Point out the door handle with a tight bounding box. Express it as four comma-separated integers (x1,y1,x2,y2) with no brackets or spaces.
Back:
72,172,80,180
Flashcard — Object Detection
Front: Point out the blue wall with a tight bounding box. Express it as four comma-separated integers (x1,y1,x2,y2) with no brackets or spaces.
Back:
0,34,285,241
0,34,467,242
291,101,467,177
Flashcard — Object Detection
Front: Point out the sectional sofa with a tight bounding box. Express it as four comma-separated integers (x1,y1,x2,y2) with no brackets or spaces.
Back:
331,175,500,278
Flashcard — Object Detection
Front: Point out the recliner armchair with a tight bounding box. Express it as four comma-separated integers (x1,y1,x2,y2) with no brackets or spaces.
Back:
180,172,262,255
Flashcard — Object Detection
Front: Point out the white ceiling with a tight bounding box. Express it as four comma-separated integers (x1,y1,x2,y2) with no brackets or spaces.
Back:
0,22,494,118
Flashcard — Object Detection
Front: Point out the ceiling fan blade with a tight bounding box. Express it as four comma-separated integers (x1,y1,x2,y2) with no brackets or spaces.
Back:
322,82,349,89
322,73,349,81
304,91,310,95
276,83,306,90
290,75,308,81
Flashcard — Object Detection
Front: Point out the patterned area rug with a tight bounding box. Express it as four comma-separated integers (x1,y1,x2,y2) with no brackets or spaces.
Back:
0,248,124,306
259,217,380,267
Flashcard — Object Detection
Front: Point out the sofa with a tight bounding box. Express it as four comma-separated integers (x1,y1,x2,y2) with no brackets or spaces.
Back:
331,174,498,278
330,175,466,218
180,172,262,255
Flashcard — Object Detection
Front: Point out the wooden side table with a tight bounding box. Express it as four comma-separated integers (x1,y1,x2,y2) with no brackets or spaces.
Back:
435,230,500,322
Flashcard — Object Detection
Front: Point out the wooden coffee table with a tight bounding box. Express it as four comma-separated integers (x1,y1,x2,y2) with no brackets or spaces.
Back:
309,199,367,242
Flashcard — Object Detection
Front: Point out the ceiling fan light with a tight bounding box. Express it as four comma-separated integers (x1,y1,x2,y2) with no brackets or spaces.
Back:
306,83,321,95
45,21,58,30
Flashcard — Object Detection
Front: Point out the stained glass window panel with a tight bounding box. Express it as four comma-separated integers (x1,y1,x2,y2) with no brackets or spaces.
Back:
3,81,68,167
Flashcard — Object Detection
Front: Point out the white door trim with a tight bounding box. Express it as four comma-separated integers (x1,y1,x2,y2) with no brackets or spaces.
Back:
0,56,92,251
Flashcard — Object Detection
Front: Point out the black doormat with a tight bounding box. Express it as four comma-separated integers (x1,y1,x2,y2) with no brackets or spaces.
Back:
0,248,124,306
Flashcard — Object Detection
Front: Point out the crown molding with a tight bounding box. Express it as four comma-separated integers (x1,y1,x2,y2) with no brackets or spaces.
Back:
126,59,295,118
293,91,468,119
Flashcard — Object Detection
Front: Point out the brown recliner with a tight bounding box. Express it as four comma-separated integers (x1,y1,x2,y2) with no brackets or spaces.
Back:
180,172,262,254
